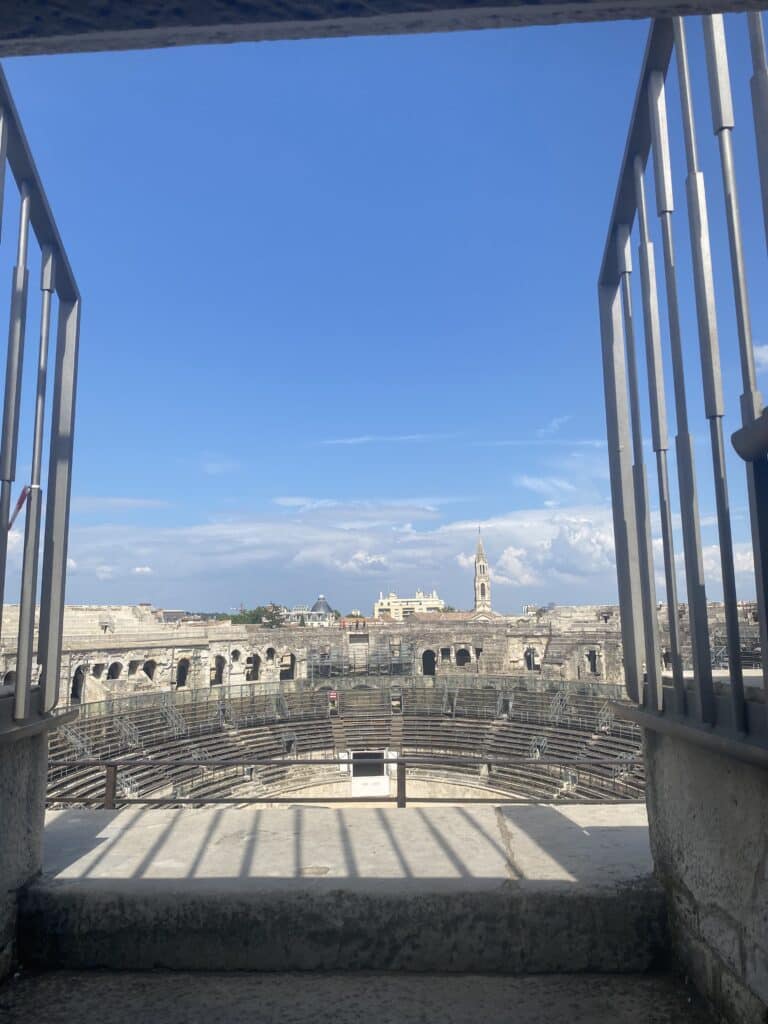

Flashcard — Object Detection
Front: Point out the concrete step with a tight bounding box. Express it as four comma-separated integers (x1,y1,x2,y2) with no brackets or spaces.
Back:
19,804,666,973
0,970,715,1023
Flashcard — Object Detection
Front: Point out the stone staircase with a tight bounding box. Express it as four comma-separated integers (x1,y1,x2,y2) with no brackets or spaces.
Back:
330,716,347,752
6,802,717,1022
390,714,403,750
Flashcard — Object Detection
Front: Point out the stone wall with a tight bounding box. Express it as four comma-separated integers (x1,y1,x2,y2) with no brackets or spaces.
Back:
643,729,768,1024
0,731,47,981
0,602,758,705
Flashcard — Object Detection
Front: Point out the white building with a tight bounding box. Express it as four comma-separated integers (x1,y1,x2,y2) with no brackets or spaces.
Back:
283,595,337,627
373,589,445,621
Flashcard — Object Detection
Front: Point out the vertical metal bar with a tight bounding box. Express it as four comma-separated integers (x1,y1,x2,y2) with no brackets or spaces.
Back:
104,763,117,810
39,297,80,712
0,183,31,652
748,12,768,253
396,759,406,808
673,19,746,730
599,279,645,703
703,14,768,695
0,109,8,245
13,248,55,721
633,156,685,713
647,68,715,724
616,224,663,710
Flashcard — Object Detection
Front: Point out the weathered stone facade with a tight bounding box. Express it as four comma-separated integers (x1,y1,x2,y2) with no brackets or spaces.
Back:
0,600,759,706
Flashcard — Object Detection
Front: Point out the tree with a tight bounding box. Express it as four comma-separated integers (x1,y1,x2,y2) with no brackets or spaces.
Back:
226,604,286,627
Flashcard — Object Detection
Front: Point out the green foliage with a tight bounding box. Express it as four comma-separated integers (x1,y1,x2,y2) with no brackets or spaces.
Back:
227,603,285,627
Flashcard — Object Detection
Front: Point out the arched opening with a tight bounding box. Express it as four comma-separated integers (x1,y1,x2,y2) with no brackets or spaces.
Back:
91,663,105,679
176,658,190,687
212,655,226,686
70,665,86,703
4,670,16,686
231,649,241,663
480,582,486,598
586,649,599,675
143,659,157,681
266,647,275,662
279,653,296,681
455,649,471,668
422,650,436,676
107,662,122,680
246,653,261,681
284,734,296,755
128,660,141,676
524,647,540,672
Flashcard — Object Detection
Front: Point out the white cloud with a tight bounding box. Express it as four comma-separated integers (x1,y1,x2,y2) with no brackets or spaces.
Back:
490,515,615,587
537,415,571,438
63,493,754,609
201,458,240,476
320,433,457,446
516,475,577,499
494,546,537,586
72,496,169,510
701,543,755,583
64,502,621,600
754,345,768,373
476,438,604,448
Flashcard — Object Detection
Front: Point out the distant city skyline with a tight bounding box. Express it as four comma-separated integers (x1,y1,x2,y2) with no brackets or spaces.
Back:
1,15,764,612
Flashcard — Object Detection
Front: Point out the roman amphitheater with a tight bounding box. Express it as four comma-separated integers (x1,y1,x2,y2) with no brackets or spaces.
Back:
0,596,756,809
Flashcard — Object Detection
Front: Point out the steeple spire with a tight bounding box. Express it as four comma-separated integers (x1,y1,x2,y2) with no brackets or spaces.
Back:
476,526,486,559
473,528,491,614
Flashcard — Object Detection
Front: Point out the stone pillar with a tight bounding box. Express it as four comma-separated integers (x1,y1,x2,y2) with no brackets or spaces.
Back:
643,729,768,1023
0,730,48,979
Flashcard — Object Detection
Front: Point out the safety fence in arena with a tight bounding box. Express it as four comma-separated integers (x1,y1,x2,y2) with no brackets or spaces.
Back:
50,753,644,809
46,679,645,806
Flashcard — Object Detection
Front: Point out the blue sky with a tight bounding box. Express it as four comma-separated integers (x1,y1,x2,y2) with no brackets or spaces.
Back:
2,14,767,614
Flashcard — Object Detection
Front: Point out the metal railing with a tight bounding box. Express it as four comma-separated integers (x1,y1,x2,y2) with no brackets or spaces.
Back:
48,754,644,809
0,67,80,742
600,13,768,764
60,676,635,730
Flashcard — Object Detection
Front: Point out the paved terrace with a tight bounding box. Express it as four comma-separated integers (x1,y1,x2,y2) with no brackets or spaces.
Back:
21,803,664,972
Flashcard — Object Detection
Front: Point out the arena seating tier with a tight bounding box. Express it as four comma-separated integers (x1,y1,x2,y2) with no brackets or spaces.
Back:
47,683,644,806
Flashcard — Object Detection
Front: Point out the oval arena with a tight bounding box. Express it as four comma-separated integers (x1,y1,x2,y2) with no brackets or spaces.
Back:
47,679,644,807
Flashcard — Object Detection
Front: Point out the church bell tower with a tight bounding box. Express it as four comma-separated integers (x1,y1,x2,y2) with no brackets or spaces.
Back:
474,530,492,614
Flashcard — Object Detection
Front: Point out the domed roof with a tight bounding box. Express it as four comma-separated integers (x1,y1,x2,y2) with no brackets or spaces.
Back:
311,594,333,615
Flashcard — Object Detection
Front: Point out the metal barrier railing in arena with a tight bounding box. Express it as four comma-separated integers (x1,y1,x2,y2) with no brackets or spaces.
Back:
49,754,645,809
